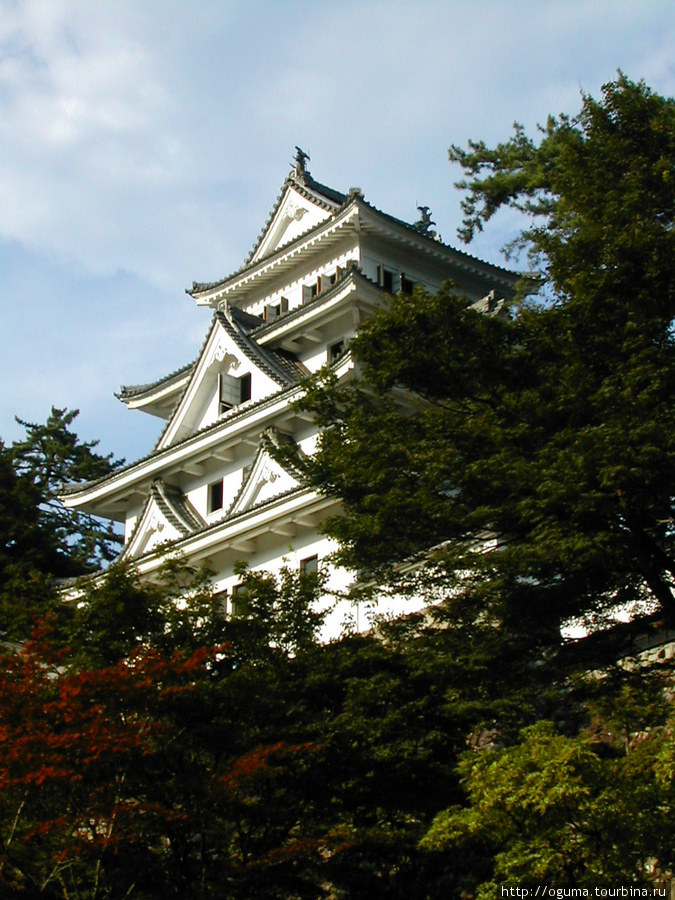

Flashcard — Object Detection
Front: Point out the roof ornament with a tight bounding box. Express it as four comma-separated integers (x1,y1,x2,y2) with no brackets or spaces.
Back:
413,205,438,238
293,146,311,181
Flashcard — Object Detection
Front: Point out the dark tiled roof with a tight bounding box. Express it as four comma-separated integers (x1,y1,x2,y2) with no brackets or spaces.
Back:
122,436,311,564
225,428,306,517
249,265,379,339
152,481,206,535
189,182,518,301
244,170,346,268
216,307,308,388
116,361,196,402
120,479,206,561
131,484,311,564
355,195,519,284
59,379,305,500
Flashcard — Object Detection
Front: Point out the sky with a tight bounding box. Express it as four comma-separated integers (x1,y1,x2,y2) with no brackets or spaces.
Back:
1,0,674,465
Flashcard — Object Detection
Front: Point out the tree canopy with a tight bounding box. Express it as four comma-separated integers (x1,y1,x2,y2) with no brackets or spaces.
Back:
293,74,675,639
0,408,122,639
4,75,675,897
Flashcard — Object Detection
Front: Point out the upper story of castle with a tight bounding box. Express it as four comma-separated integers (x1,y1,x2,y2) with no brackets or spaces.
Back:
59,151,519,571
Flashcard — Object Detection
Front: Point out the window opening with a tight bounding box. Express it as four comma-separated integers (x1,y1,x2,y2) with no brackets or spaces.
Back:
239,373,251,403
213,588,228,615
218,372,233,415
377,265,395,293
209,480,224,513
300,554,319,576
231,583,246,615
400,273,414,295
328,340,345,362
303,278,322,304
329,266,344,286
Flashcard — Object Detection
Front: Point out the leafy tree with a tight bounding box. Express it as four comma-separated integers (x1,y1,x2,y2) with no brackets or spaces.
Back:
0,621,211,899
421,704,675,895
0,554,510,899
0,441,63,640
10,407,123,574
293,75,675,641
0,408,122,640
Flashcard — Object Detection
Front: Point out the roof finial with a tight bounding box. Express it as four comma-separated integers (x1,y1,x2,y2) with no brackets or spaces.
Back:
413,205,438,239
293,146,311,181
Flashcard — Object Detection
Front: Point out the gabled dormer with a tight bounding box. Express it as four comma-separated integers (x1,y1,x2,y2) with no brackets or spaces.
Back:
156,304,307,450
227,428,303,517
248,149,345,264
121,480,205,561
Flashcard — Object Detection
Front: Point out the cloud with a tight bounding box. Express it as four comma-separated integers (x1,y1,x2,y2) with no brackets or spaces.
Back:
1,0,675,461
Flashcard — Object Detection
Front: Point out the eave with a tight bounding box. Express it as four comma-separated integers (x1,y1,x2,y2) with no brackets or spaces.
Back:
116,364,194,418
251,268,384,348
188,202,362,308
59,384,309,519
188,196,520,309
60,348,355,521
64,487,341,598
123,487,339,578
354,200,519,292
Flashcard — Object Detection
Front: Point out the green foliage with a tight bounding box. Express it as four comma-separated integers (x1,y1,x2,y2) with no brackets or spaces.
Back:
0,408,122,640
10,407,123,573
0,560,484,899
294,75,675,639
0,441,64,638
227,560,327,661
422,706,675,894
5,74,675,897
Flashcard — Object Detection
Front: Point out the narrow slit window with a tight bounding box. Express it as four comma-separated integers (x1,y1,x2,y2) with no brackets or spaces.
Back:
401,273,414,295
239,373,251,403
213,588,228,615
231,583,246,615
209,480,224,513
377,265,395,293
218,372,234,414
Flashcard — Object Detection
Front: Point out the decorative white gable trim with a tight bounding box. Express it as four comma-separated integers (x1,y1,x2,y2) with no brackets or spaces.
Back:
122,480,205,561
157,310,296,451
250,183,334,264
228,430,302,517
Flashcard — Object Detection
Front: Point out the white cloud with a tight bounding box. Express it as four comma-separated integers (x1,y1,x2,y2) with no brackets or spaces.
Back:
1,0,675,459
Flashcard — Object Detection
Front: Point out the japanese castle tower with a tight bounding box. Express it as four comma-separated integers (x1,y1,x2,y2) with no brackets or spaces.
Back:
63,151,518,634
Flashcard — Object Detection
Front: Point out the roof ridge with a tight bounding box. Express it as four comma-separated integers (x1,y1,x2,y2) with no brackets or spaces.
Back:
216,307,302,388
190,169,348,297
225,427,305,517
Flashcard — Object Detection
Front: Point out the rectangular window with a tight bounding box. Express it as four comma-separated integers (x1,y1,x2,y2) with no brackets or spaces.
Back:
329,266,344,286
231,583,246,615
213,588,228,615
300,554,318,576
219,372,243,414
209,480,224,513
328,340,345,363
377,265,395,293
239,373,251,403
302,278,322,304
264,297,288,321
218,372,234,414
400,273,414,295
